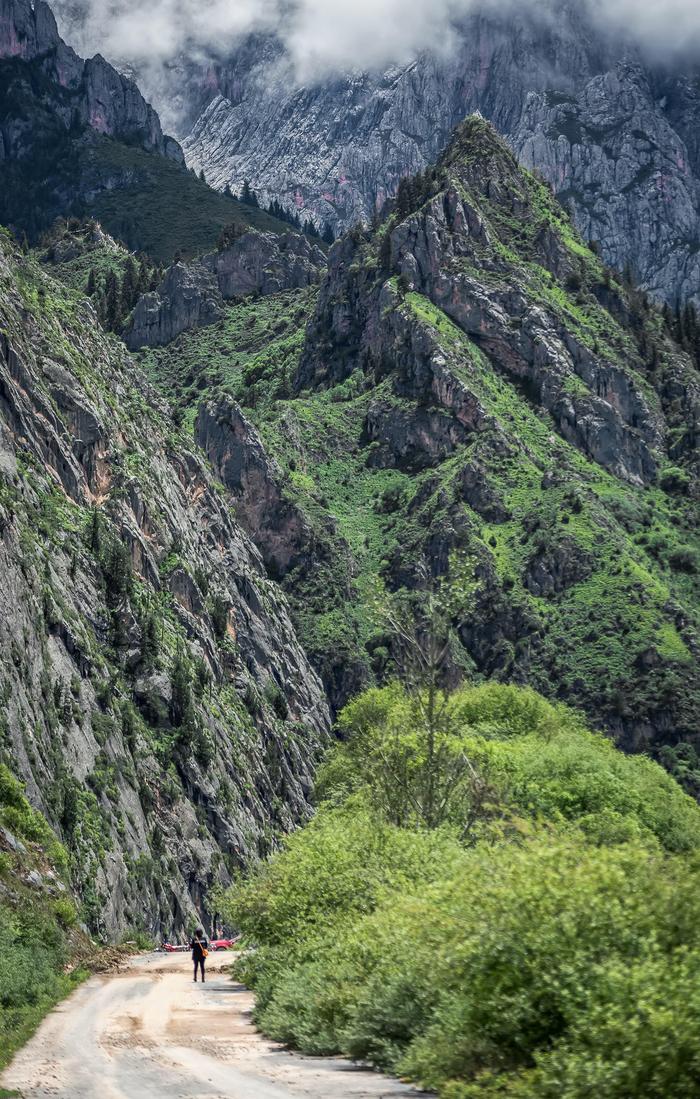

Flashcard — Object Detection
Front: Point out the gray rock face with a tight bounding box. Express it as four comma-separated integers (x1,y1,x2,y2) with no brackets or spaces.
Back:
195,398,314,579
0,233,330,938
0,0,182,160
205,231,326,301
125,262,224,350
181,3,700,305
125,231,325,349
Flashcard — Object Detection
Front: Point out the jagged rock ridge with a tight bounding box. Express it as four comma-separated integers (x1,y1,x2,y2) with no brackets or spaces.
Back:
0,0,292,259
0,0,181,160
152,118,700,754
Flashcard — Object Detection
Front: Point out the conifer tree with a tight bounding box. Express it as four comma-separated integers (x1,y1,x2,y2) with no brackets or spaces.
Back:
121,256,138,315
396,177,412,220
85,267,97,296
137,255,149,294
241,180,259,207
88,505,101,555
104,270,120,331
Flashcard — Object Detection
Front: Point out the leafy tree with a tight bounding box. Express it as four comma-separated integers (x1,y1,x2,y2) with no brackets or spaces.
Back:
223,678,700,1099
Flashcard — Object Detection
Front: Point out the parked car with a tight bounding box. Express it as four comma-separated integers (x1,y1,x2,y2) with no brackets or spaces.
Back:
162,942,189,953
209,937,238,951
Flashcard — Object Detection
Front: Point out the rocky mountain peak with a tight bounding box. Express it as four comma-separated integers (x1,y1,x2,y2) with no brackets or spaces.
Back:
0,0,62,62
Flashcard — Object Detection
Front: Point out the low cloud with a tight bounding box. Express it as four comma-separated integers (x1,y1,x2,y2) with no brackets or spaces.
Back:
53,0,700,87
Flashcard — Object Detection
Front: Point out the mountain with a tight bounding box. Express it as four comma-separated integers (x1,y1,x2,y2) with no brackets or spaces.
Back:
0,227,330,936
0,0,292,259
142,118,700,767
180,3,700,306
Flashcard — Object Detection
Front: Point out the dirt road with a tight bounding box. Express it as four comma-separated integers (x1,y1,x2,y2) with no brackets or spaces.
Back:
1,951,428,1098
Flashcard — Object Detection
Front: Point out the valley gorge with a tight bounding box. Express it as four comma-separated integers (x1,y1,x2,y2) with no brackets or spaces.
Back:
0,0,699,984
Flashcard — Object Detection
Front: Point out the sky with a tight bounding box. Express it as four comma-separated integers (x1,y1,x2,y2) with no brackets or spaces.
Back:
54,0,700,83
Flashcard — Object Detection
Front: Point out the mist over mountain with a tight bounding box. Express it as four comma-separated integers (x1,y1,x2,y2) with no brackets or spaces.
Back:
50,0,700,86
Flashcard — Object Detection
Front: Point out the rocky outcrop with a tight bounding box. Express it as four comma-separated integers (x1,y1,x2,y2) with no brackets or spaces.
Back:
195,398,313,579
125,262,224,350
362,399,476,471
125,231,325,349
204,230,325,301
0,233,330,938
180,3,700,306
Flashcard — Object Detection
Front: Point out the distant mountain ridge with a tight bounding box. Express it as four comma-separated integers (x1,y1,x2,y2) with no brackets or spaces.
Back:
174,3,700,307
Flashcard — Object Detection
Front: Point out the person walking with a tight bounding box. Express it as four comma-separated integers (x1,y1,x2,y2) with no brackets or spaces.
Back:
190,927,209,983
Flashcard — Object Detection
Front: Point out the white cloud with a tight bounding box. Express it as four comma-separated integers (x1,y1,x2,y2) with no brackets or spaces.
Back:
592,0,700,56
53,0,700,85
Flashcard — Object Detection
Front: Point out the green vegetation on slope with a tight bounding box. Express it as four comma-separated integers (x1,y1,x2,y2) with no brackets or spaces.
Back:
142,117,700,756
0,766,84,1072
77,140,292,263
144,279,700,748
227,682,700,1098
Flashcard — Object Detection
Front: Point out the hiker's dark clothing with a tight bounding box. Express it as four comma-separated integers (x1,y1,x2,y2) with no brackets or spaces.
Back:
191,936,208,982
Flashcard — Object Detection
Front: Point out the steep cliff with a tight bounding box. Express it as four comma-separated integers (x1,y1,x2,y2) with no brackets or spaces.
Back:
0,0,179,157
146,119,700,758
0,228,330,938
181,3,700,306
0,0,292,258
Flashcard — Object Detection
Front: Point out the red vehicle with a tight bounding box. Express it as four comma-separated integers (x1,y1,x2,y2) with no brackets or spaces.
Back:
162,942,189,953
209,937,237,951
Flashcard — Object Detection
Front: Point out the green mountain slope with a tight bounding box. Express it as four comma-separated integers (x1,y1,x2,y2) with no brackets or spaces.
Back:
144,118,700,763
0,765,84,1070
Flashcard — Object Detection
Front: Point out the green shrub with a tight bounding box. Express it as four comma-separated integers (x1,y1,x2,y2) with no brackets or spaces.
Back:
228,682,700,1098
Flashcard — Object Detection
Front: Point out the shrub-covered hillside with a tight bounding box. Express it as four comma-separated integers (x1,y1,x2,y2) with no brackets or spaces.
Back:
227,681,700,1099
0,766,84,1072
